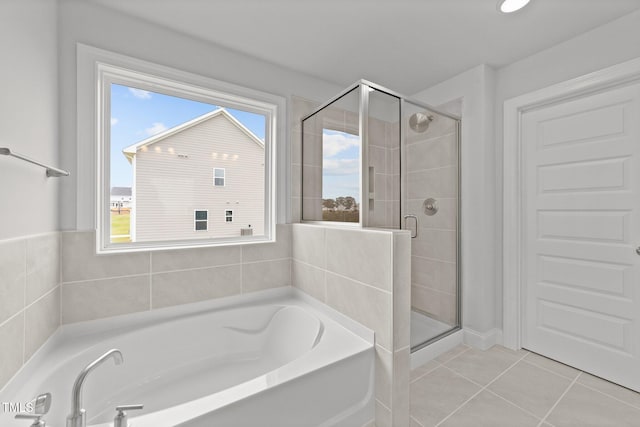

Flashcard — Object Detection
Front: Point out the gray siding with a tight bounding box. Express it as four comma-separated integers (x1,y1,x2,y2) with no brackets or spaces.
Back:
133,113,265,242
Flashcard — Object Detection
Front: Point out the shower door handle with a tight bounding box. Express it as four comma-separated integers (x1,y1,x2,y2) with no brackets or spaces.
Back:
404,214,418,238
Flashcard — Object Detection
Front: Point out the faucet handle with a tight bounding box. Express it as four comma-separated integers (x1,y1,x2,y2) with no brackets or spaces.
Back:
14,413,46,427
114,404,143,427
33,392,52,415
116,404,144,412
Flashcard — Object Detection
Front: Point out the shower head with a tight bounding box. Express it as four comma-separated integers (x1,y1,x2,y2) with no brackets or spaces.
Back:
409,112,434,133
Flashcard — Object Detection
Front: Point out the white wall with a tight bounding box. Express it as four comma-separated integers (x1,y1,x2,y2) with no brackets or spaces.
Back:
57,0,342,231
0,0,59,240
494,8,640,331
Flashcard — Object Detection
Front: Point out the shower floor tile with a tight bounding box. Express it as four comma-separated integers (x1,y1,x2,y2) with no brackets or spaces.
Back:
411,310,452,348
410,345,640,426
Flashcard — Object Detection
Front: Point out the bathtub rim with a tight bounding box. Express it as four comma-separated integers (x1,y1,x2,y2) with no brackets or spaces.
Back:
59,286,373,344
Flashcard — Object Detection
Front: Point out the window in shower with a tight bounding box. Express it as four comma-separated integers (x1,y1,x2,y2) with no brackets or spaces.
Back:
321,129,360,222
302,86,361,223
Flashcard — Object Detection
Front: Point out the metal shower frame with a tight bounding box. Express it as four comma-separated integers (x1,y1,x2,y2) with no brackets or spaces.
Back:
301,79,463,351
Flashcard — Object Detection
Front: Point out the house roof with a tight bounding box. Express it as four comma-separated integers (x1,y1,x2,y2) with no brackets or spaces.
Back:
111,187,132,197
122,108,264,164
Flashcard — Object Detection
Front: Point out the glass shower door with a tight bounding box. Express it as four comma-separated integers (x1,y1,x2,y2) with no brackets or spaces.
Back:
403,100,461,351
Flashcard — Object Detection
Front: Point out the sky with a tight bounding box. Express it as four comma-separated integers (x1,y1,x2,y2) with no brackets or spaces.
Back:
110,83,266,188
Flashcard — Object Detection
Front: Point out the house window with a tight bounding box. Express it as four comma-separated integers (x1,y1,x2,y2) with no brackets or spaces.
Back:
225,210,233,222
84,45,283,253
195,210,208,231
214,168,225,186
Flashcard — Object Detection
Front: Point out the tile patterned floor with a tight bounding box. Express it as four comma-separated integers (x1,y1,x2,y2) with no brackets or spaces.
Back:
410,345,640,427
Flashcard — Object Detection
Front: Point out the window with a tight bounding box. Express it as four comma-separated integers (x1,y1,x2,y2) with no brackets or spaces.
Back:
195,210,208,231
214,168,225,186
301,86,361,223
82,45,283,253
225,210,233,222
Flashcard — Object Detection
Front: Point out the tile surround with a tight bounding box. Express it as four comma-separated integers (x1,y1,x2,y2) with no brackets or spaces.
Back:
0,233,61,391
326,271,392,350
1,224,293,389
0,314,24,389
62,274,150,322
151,245,241,272
242,259,291,293
291,224,411,427
24,287,60,360
62,231,149,282
151,265,242,309
0,239,27,324
60,225,293,323
26,233,60,305
325,228,393,292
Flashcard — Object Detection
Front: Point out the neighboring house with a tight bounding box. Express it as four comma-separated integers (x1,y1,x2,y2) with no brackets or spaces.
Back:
110,187,132,209
123,109,265,242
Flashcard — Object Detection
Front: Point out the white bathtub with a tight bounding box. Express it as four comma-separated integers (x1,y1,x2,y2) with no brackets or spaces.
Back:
0,288,374,427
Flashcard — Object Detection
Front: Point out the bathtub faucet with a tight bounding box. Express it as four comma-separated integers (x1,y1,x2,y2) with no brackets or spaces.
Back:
66,349,123,427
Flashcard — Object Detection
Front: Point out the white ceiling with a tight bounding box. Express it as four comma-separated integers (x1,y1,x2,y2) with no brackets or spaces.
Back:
90,0,640,94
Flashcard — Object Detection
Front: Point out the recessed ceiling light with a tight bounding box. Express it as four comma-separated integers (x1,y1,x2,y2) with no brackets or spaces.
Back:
498,0,531,13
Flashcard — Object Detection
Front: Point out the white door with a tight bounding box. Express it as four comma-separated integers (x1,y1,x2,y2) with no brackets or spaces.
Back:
522,82,640,391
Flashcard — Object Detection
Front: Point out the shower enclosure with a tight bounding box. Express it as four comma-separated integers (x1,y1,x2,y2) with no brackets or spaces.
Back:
301,81,461,352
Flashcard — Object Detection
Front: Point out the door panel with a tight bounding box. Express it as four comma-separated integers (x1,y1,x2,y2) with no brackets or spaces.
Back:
522,83,640,391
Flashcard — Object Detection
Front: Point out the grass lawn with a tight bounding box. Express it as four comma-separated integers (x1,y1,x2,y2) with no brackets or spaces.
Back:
322,210,359,222
111,210,131,243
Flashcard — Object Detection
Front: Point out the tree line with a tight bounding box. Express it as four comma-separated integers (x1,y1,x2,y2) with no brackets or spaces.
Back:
322,196,358,211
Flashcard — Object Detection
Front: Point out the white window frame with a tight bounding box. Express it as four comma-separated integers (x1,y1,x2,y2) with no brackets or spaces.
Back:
77,44,286,253
194,210,208,231
224,209,233,223
213,168,226,187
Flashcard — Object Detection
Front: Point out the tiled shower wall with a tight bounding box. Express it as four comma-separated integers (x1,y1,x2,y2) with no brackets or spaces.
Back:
60,225,291,323
0,233,61,389
406,115,458,325
291,96,319,222
291,224,411,427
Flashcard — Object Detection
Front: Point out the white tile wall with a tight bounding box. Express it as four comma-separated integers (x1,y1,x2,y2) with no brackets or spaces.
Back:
0,233,61,390
291,224,411,427
405,113,458,326
60,225,292,323
325,228,393,292
291,96,320,222
151,265,241,309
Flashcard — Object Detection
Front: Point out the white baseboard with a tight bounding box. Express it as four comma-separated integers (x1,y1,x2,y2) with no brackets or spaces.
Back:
463,328,503,350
